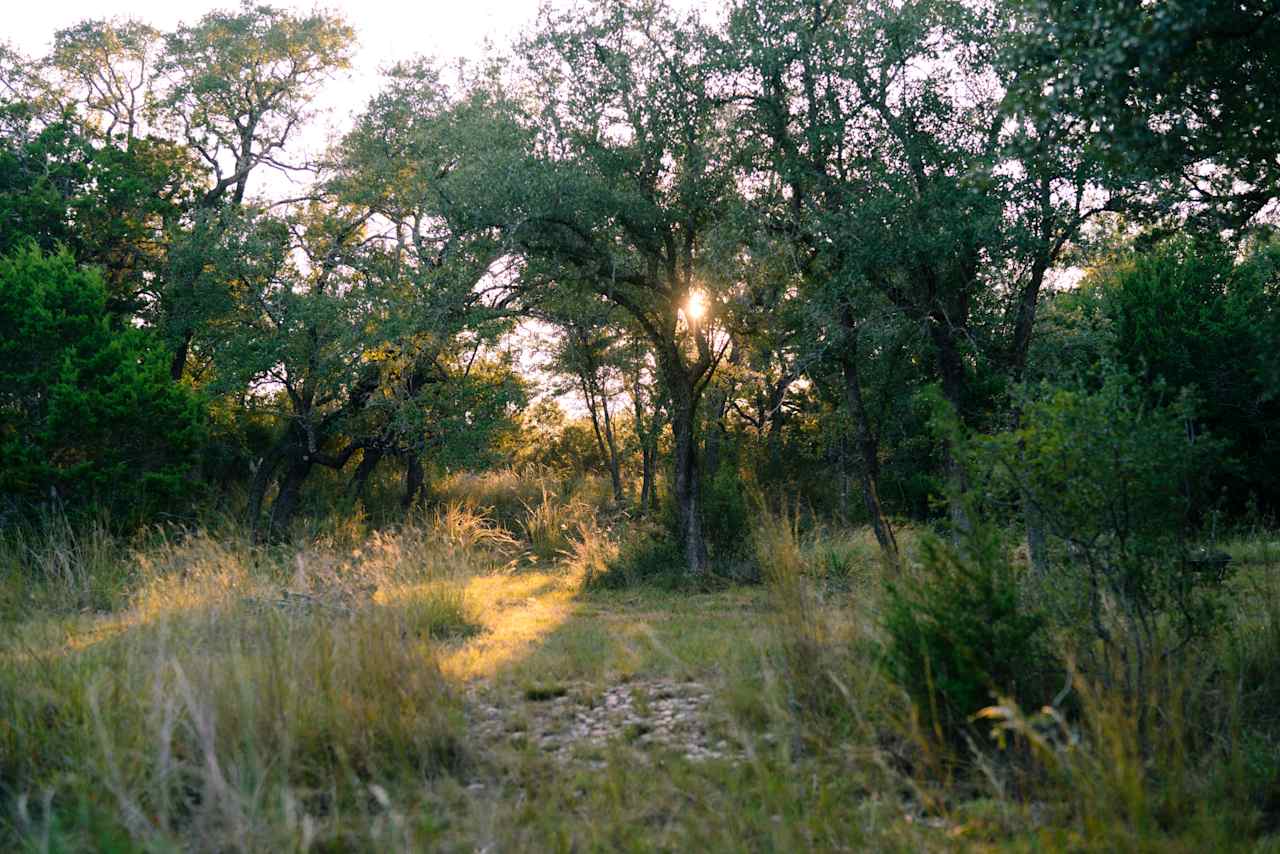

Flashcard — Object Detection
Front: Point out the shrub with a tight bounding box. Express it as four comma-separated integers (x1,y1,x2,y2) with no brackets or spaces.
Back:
881,525,1056,743
0,246,205,526
588,526,686,590
977,370,1230,708
701,462,752,561
521,488,585,563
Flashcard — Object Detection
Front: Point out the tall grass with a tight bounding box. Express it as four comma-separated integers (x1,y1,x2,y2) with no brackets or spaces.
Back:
3,492,1277,850
748,512,1280,847
0,506,518,850
433,469,614,565
0,512,126,615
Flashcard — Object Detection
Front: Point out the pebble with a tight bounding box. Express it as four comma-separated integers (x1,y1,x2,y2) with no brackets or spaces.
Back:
467,678,740,766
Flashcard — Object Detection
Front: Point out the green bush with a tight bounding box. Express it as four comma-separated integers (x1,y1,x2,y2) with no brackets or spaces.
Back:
0,246,205,526
978,370,1230,706
701,461,752,561
588,527,687,590
1105,239,1280,515
881,525,1056,742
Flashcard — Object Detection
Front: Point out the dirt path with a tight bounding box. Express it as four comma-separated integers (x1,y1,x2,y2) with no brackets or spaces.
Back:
447,571,745,767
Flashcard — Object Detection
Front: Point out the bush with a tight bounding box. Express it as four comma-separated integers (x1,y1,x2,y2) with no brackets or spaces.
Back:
588,526,687,590
978,370,1230,708
882,525,1056,743
701,461,753,561
0,246,205,526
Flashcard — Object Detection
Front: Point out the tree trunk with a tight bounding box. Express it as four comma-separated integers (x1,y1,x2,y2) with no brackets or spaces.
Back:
639,443,655,514
267,457,312,541
348,447,384,499
169,328,194,381
841,339,900,565
581,373,625,503
669,386,708,577
248,444,284,543
598,386,625,504
929,318,973,535
402,454,425,509
1023,488,1049,577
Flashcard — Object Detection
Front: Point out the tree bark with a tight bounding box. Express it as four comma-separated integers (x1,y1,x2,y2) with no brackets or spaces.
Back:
247,443,285,543
169,328,194,381
929,317,973,535
840,330,900,564
668,382,709,577
598,388,624,503
402,454,425,509
267,457,312,540
639,443,656,514
348,447,383,499
580,371,625,503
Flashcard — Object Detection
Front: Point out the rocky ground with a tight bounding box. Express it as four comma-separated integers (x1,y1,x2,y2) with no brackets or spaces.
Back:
468,678,744,767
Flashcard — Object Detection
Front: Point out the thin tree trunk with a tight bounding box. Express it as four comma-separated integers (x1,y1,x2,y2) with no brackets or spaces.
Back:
1024,488,1049,577
402,454,424,509
581,373,625,503
639,444,655,514
598,384,624,503
929,319,973,535
841,334,899,564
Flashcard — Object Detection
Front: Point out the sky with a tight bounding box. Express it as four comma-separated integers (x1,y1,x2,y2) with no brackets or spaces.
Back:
9,0,549,133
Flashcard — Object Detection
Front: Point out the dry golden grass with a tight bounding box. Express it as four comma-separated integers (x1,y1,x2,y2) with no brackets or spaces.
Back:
2,494,1278,851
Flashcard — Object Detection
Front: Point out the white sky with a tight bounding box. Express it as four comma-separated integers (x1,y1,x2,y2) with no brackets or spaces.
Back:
9,1,548,140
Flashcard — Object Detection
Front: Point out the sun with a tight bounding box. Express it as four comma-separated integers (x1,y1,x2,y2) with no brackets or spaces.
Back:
684,289,708,322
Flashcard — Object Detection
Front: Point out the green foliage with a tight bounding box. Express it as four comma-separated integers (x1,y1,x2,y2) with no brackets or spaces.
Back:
978,370,1230,703
590,527,688,590
0,247,204,524
701,461,753,562
1099,238,1280,516
1008,0,1280,227
882,526,1055,741
402,583,482,641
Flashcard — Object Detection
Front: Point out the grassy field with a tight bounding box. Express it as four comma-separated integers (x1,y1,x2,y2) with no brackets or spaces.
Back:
2,478,1279,851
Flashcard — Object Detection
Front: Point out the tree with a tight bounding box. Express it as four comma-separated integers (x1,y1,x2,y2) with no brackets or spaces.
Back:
721,0,1107,540
546,315,627,503
1046,236,1280,517
1008,0,1280,229
158,3,354,378
0,247,204,523
492,0,740,576
49,18,165,144
203,63,528,539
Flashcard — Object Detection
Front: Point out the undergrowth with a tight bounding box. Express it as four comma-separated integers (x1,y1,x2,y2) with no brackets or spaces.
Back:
1,486,1277,850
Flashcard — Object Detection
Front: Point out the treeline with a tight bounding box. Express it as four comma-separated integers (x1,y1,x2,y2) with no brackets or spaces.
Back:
2,0,1277,573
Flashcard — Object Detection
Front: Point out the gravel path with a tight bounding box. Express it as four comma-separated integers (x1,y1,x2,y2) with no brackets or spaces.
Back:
468,678,741,766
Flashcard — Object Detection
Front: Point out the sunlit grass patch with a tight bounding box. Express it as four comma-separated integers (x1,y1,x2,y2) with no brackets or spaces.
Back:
383,581,482,641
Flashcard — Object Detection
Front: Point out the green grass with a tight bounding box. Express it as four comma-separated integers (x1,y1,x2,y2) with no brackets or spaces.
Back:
2,495,1279,851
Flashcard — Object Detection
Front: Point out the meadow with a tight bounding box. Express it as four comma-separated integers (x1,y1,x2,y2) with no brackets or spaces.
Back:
3,472,1278,852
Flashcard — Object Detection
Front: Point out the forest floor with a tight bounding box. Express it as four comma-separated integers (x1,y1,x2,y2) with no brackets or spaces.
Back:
3,509,1279,851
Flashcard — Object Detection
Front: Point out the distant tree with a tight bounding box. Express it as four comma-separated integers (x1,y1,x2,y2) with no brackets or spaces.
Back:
1041,236,1280,517
48,18,165,144
490,0,741,576
721,0,1109,541
158,3,354,378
